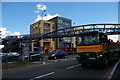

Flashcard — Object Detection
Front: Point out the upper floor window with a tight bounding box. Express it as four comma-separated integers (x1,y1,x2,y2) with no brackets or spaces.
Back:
43,23,50,28
58,19,63,24
63,20,71,26
58,24,63,29
43,29,50,34
52,24,55,29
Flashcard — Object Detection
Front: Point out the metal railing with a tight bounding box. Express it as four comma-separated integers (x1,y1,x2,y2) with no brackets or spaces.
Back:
2,24,120,52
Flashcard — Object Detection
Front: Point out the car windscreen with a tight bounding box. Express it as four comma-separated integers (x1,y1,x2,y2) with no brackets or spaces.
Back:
51,51,56,54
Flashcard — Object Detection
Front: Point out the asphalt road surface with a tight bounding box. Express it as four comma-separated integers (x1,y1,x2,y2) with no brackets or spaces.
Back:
2,55,116,80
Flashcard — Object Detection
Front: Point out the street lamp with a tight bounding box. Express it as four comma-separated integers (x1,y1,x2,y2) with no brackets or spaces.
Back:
41,10,46,21
40,10,47,54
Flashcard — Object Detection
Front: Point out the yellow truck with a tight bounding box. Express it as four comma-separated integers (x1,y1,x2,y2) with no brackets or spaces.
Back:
76,31,120,67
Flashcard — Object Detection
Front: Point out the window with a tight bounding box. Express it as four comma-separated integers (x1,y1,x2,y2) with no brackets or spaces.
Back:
63,20,71,26
64,43,71,47
43,29,50,34
58,24,64,29
34,48,38,51
58,19,63,24
30,52,39,55
63,37,71,42
34,41,40,47
57,50,61,54
77,34,99,46
36,24,39,28
59,42,64,48
59,38,63,41
43,23,50,28
52,24,55,29
44,38,51,41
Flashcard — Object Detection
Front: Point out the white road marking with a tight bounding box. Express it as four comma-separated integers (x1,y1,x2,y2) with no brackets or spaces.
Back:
42,62,46,64
30,72,55,80
33,61,41,64
58,59,67,60
67,64,81,69
45,63,50,65
55,60,57,62
7,62,13,64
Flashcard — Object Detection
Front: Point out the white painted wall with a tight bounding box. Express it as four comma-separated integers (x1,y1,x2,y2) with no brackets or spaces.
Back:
0,28,7,39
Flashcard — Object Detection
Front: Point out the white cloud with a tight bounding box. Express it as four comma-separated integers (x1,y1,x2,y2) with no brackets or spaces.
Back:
36,4,47,11
6,31,21,36
34,4,60,22
0,28,7,38
11,32,21,36
6,31,12,35
34,10,39,13
35,14,60,22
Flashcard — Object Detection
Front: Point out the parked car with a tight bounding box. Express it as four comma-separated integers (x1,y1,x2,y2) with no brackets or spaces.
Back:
48,50,68,60
6,52,20,62
0,52,7,62
19,51,43,62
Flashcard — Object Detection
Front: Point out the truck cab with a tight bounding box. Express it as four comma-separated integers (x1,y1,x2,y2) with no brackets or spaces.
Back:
76,31,114,67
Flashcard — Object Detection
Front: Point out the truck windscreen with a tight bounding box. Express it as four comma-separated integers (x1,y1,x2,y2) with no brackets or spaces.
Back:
77,34,99,46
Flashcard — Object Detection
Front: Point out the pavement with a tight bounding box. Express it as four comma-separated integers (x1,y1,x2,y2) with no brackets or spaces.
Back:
2,55,74,71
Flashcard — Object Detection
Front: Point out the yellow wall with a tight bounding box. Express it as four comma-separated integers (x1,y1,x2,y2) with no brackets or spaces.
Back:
30,20,56,54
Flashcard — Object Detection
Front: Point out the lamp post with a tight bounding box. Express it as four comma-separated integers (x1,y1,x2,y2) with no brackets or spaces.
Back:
40,10,46,54
41,10,46,21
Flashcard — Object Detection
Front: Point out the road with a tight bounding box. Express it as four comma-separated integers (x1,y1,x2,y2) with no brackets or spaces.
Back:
2,55,116,80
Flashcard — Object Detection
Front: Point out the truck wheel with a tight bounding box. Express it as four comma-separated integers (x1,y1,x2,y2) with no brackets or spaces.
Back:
54,57,57,60
24,58,28,62
39,57,43,61
81,62,87,68
64,55,67,58
108,58,113,66
103,58,109,67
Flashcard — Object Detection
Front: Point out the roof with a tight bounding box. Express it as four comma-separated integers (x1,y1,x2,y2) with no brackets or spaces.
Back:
48,16,71,21
30,20,55,26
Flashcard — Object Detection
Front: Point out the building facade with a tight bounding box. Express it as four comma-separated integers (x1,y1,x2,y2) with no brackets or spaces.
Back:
49,16,73,48
0,28,7,39
30,20,56,54
0,28,7,50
